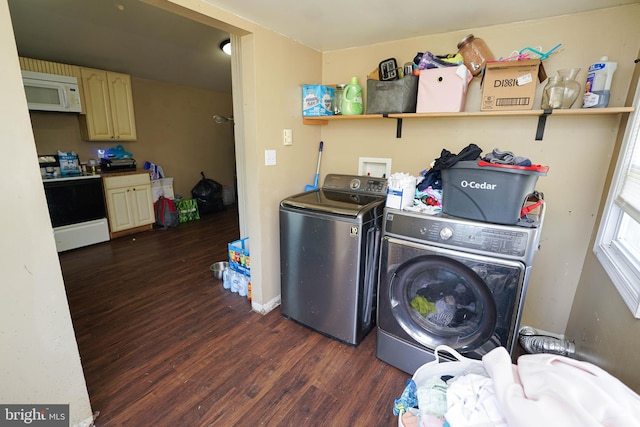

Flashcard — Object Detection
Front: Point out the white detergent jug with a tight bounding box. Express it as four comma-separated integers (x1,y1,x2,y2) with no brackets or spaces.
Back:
582,56,617,108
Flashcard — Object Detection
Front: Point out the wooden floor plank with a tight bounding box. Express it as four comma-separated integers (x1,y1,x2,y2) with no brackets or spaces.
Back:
59,206,408,426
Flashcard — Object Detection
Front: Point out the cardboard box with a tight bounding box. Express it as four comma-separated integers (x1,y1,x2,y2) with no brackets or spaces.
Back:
228,237,250,278
481,60,540,111
366,76,418,114
416,65,472,113
302,84,334,116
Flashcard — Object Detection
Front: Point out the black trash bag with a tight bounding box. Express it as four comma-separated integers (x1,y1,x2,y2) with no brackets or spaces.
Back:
191,171,224,214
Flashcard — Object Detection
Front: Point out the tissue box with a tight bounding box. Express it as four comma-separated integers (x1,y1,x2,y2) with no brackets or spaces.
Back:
366,76,418,114
386,188,411,210
386,174,417,210
416,65,471,113
481,60,541,111
302,85,334,116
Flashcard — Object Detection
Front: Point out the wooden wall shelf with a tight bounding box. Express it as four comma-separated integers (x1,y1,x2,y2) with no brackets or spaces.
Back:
302,107,635,140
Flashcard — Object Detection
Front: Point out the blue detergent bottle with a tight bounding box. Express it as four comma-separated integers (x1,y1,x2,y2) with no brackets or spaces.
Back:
342,76,363,115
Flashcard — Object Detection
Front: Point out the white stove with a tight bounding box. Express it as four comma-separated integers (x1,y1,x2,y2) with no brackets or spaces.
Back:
42,173,110,252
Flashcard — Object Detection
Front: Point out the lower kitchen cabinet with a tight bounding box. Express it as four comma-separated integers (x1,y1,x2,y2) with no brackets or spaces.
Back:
103,173,154,237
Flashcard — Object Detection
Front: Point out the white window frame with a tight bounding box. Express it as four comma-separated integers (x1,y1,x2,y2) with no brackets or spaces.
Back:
594,75,640,318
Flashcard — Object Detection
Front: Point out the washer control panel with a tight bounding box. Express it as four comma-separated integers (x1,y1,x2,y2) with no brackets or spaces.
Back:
323,173,387,195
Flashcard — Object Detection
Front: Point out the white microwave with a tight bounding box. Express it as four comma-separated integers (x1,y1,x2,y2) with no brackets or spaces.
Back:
21,70,82,113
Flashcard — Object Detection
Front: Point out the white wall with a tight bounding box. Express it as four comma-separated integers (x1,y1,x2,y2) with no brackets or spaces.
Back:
0,1,92,425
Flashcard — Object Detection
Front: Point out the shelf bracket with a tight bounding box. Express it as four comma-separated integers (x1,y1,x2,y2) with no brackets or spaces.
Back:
536,109,553,141
396,119,402,139
382,114,403,138
396,118,403,138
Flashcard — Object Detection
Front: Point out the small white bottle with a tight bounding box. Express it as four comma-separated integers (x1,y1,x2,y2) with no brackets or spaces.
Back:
582,56,617,108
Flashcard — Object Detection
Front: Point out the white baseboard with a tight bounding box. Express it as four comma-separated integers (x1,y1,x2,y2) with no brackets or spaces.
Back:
251,295,281,315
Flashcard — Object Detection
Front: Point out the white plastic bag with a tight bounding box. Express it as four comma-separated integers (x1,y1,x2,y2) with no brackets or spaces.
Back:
398,345,488,427
413,345,488,385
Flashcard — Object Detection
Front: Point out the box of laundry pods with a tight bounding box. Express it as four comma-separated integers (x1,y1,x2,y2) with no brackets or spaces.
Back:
302,84,334,116
441,161,548,224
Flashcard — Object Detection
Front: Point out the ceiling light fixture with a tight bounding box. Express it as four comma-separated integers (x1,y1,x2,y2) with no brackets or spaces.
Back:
220,39,231,56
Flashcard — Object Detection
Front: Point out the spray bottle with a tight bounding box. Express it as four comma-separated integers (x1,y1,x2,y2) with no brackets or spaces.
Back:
342,76,364,115
582,56,617,108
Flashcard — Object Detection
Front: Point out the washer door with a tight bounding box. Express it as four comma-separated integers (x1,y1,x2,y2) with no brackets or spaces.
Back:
390,254,497,351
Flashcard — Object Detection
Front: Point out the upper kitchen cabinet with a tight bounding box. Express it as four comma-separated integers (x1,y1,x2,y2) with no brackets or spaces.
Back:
79,67,137,141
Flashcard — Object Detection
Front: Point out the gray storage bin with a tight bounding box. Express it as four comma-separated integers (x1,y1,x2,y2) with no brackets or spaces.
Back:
366,76,418,114
441,161,548,224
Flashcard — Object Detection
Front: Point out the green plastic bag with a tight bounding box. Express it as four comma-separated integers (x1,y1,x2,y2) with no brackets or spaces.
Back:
175,198,200,223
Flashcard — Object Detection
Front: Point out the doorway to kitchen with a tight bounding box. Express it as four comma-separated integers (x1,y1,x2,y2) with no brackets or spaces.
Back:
8,0,252,406
8,0,245,232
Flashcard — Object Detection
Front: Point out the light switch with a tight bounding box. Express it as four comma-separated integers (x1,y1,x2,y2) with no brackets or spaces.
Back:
283,129,293,146
265,149,276,166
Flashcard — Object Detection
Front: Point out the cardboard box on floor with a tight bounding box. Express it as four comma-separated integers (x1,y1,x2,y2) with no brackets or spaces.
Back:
481,60,545,111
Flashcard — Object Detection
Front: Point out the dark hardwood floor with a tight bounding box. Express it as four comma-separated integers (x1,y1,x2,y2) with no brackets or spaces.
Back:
60,206,408,426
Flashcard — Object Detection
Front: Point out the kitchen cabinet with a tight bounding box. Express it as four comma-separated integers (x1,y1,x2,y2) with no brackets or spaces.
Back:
103,173,154,237
79,67,137,141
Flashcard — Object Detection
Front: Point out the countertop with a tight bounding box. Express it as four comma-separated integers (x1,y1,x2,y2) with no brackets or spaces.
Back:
42,169,146,182
98,169,146,178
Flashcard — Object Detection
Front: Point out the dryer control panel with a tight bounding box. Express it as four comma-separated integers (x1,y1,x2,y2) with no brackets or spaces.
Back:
383,207,543,263
422,223,528,257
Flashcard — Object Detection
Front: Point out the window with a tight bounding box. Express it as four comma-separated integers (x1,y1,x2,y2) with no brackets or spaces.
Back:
595,76,640,317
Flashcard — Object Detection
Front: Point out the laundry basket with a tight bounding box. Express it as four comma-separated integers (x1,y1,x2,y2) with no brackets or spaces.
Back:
398,345,488,427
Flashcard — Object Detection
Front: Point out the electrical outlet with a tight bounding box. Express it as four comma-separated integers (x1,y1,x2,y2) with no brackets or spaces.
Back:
283,129,293,146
